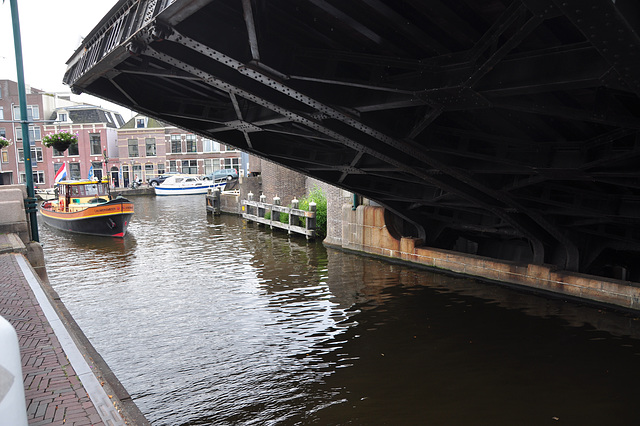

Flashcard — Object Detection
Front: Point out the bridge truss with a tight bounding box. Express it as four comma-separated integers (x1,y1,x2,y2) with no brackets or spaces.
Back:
65,0,640,279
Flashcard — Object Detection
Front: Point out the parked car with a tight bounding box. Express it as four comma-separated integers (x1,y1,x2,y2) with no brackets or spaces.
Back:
203,168,238,181
148,172,179,187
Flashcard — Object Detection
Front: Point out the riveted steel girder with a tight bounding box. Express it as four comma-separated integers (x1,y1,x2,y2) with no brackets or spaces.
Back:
65,0,640,275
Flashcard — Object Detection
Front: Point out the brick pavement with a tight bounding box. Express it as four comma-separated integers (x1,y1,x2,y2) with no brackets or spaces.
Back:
0,253,109,425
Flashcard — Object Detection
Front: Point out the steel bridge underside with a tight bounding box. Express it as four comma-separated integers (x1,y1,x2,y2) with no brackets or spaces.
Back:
65,0,640,280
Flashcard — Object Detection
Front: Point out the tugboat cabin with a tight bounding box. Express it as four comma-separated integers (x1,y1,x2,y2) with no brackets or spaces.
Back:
57,180,110,212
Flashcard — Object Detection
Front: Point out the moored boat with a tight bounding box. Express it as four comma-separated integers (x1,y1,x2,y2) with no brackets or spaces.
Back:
154,174,225,196
35,188,56,201
38,179,134,237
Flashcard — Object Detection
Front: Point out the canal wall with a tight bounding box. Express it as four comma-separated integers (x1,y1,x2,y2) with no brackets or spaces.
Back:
324,204,640,313
225,176,640,312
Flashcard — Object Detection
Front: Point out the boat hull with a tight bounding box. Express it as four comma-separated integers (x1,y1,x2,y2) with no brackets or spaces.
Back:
154,181,225,196
38,199,134,237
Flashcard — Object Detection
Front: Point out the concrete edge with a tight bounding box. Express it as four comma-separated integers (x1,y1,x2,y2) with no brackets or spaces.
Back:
14,253,150,425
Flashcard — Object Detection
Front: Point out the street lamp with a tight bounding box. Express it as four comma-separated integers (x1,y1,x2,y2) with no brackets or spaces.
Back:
9,0,38,242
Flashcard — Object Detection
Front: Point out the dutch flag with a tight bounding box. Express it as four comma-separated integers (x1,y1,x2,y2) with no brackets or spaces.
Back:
54,163,67,183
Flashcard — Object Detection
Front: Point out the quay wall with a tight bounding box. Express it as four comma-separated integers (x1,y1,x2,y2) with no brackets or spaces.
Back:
324,204,640,313
0,184,149,424
219,178,640,312
0,185,47,281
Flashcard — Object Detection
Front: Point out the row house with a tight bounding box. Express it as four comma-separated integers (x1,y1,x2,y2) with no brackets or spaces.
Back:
43,105,125,187
117,114,241,186
0,79,82,185
0,80,246,189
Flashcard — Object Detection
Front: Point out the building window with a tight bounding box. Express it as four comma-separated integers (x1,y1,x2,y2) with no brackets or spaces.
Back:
145,138,156,156
182,160,197,175
90,134,101,156
35,147,43,162
17,147,43,163
169,160,177,172
58,113,67,122
15,126,41,143
68,142,79,156
69,162,81,180
0,107,3,120
133,164,142,181
0,127,5,138
203,158,215,174
223,157,240,170
91,162,103,180
186,135,197,153
170,135,181,153
33,171,45,184
157,163,165,175
122,165,130,186
53,163,64,180
2,151,8,163
202,138,219,153
128,138,139,157
136,118,146,128
145,163,154,180
13,105,40,121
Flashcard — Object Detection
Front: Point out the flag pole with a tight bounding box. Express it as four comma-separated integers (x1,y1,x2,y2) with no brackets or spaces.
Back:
9,0,38,242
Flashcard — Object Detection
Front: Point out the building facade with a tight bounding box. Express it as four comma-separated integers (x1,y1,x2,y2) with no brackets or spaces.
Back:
0,80,81,186
0,80,250,189
43,105,125,188
117,114,242,187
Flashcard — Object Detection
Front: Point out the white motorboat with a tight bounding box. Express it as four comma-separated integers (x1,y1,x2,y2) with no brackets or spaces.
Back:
154,175,225,196
35,188,57,201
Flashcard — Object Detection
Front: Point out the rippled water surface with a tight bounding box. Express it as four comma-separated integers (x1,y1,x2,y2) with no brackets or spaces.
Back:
40,195,640,425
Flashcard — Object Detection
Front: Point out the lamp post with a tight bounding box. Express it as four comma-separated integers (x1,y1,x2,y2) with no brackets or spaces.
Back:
103,148,109,182
9,0,38,242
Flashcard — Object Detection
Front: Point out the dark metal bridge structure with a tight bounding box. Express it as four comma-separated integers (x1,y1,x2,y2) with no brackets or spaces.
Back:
64,0,640,281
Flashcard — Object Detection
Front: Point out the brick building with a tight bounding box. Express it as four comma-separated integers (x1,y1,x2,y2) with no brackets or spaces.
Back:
0,80,81,186
43,105,125,188
117,114,242,186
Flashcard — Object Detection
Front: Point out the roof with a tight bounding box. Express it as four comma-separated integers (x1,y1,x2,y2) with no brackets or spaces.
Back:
49,106,125,128
120,115,168,129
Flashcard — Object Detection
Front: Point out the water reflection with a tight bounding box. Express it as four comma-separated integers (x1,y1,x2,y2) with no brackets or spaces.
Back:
40,195,640,425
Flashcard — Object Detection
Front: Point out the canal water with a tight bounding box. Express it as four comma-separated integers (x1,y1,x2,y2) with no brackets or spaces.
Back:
40,195,640,425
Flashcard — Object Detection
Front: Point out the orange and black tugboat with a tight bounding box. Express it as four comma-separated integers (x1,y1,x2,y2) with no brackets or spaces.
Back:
39,179,134,237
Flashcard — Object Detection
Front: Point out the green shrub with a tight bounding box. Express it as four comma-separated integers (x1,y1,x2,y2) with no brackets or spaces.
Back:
299,186,328,238
278,186,327,238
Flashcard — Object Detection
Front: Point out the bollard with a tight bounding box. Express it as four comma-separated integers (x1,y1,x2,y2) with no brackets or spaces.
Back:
247,191,254,216
289,197,299,233
213,187,221,214
259,194,267,218
0,316,28,425
306,201,316,240
272,196,281,225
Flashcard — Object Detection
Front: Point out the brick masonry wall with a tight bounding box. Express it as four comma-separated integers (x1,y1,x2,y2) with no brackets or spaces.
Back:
307,178,350,246
260,161,306,206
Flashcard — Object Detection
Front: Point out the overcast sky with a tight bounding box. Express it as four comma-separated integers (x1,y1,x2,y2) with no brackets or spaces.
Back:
0,0,134,118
